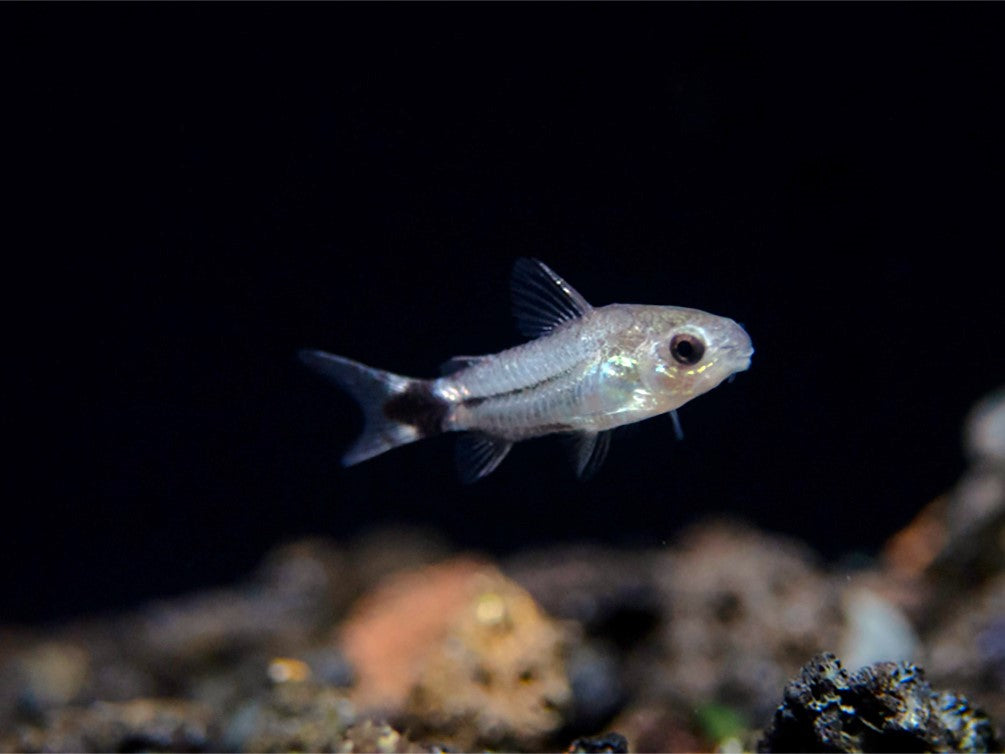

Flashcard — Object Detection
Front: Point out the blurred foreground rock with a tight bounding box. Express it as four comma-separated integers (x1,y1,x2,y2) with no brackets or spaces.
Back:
880,386,1005,728
339,557,571,750
9,699,215,753
2,389,1003,752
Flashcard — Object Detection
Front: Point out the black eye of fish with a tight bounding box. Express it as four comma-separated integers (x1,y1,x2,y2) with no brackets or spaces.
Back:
670,333,705,365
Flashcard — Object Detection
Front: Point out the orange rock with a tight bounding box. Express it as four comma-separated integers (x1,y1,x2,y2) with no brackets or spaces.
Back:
338,556,571,749
883,496,948,580
339,556,490,710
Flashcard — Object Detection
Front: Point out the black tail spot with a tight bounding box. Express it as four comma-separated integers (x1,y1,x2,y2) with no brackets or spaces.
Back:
383,384,448,437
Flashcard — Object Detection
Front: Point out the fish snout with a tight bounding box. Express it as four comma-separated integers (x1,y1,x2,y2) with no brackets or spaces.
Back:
721,325,754,372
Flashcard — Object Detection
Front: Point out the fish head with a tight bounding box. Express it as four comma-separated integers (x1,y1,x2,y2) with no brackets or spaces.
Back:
636,306,753,408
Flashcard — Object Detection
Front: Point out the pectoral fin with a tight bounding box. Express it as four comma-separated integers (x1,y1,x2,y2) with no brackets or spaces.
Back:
572,430,612,480
669,409,684,441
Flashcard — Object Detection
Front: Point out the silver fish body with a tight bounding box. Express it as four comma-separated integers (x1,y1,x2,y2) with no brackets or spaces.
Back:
301,259,752,481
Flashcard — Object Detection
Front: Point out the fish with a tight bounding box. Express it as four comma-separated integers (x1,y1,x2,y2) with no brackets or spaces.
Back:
300,258,753,482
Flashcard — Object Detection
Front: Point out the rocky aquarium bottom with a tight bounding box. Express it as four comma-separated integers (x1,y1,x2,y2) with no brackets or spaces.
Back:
2,390,1003,752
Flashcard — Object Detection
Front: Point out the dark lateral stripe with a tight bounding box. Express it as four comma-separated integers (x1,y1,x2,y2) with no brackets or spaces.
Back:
383,383,448,437
536,423,577,434
460,363,581,409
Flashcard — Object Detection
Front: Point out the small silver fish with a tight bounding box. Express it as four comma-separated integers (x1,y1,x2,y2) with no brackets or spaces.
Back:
301,259,753,481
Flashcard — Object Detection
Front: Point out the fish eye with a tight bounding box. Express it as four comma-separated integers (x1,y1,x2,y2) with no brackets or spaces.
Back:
670,333,705,365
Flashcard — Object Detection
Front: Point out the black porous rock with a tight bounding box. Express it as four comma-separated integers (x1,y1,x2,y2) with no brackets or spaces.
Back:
758,652,1001,753
566,731,629,753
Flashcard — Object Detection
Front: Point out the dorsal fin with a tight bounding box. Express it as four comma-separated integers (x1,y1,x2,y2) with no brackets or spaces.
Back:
440,355,489,376
511,258,593,338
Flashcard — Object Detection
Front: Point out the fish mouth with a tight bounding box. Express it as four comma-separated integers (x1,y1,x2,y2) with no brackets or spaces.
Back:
726,329,754,370
720,342,754,371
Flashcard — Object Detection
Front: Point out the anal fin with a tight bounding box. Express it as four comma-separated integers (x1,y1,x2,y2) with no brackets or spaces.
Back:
456,433,513,483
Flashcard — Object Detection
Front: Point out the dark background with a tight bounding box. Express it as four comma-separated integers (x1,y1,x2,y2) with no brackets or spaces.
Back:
5,4,1004,623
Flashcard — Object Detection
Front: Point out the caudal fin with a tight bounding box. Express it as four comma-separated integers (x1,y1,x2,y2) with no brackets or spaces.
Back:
299,350,444,466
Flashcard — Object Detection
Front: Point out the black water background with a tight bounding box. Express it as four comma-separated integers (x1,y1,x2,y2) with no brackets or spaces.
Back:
4,4,1004,622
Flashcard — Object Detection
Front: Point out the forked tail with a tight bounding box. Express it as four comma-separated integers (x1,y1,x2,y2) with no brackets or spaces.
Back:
299,350,445,466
